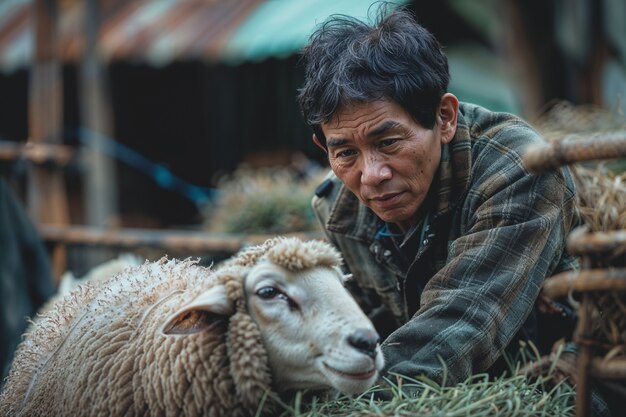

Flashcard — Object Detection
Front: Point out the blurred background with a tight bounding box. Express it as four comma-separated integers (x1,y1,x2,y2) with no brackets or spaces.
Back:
0,0,625,387
0,0,624,268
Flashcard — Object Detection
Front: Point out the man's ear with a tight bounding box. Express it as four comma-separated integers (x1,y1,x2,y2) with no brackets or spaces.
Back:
161,285,235,335
312,134,327,153
438,93,459,144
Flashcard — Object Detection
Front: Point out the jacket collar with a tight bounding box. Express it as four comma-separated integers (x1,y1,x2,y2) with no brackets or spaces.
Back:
326,104,473,240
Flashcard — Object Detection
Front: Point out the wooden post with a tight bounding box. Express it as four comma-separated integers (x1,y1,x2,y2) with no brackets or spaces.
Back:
575,293,593,417
501,0,543,116
79,0,118,271
575,254,595,417
80,0,118,230
29,0,68,281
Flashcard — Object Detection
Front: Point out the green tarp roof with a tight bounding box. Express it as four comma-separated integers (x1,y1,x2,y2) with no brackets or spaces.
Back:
224,0,410,64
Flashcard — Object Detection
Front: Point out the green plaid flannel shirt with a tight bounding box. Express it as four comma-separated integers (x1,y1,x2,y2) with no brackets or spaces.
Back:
312,102,580,386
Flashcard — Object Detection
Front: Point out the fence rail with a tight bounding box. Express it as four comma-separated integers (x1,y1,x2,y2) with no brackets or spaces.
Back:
39,224,326,255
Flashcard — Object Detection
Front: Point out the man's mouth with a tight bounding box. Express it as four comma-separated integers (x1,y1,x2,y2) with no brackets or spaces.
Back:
374,193,397,200
369,192,403,205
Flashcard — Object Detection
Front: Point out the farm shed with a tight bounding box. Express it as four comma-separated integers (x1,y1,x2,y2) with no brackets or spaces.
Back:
0,0,623,363
2,0,619,231
0,0,544,234
0,0,622,287
0,0,624,409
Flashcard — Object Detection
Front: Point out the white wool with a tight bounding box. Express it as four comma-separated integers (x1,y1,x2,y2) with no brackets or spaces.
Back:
0,238,383,417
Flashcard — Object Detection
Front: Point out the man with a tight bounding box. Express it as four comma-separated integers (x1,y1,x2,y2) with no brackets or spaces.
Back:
297,6,580,388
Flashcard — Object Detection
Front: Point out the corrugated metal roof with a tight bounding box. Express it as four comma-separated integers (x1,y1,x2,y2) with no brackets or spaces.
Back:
0,0,410,72
0,1,32,72
0,0,264,72
97,0,264,66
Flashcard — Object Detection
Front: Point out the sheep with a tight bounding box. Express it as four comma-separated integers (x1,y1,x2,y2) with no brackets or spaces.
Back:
56,253,143,295
34,253,143,317
0,237,384,417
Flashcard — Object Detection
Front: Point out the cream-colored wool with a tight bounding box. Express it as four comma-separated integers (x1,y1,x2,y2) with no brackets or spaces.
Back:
0,256,270,417
0,237,383,417
33,253,143,321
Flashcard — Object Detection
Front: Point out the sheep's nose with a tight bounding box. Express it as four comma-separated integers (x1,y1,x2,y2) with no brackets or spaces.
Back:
348,328,380,359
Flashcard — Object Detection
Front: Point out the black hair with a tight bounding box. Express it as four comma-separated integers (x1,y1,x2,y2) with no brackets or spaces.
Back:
297,4,450,146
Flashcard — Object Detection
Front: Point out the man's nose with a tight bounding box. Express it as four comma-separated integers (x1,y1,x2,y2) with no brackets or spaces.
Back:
361,157,391,186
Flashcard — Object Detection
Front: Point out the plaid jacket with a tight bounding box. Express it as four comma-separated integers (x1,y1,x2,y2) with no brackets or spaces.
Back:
312,102,580,386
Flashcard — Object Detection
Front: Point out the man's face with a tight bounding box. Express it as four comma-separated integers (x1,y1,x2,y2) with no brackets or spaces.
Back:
320,98,455,232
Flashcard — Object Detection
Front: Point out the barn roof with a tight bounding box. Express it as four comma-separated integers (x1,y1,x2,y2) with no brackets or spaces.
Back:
0,0,409,72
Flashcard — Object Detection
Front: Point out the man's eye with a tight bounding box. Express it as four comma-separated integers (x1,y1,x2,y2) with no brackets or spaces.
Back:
379,139,398,148
336,149,357,158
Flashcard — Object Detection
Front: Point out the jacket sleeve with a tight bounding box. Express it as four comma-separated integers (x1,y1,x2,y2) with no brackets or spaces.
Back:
381,127,578,386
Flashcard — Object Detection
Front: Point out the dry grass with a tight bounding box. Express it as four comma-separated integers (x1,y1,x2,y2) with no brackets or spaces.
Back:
571,165,626,232
534,102,626,364
533,100,626,144
533,101,626,232
265,349,576,417
203,165,327,234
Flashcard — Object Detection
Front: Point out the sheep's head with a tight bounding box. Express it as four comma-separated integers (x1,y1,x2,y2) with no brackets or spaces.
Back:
161,238,383,396
4,242,380,417
243,238,384,395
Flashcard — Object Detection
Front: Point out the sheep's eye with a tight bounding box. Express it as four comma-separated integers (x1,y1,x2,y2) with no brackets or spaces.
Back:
256,286,298,310
256,286,280,299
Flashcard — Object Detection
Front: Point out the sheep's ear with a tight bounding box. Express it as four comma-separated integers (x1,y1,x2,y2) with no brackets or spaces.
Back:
162,285,234,335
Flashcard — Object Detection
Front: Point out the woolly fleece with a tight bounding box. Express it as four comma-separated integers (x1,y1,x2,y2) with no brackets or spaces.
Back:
0,237,342,417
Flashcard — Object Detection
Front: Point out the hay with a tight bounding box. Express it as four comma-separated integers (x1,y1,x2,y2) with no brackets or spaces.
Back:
534,102,626,359
533,100,626,144
203,165,326,234
571,165,626,232
270,366,575,417
532,101,626,233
